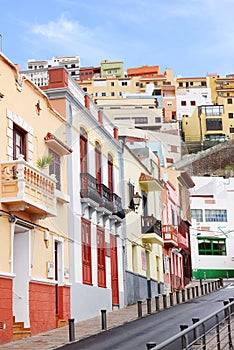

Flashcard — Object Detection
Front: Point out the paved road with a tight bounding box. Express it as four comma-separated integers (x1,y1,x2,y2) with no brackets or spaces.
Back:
59,283,234,350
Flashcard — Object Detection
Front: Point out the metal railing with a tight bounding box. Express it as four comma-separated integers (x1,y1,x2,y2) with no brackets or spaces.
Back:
145,297,234,350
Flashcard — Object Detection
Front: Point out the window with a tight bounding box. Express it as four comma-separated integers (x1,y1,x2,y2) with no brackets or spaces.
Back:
181,101,186,106
108,154,113,197
191,209,203,222
190,101,196,106
133,117,148,124
101,92,106,97
190,82,194,86
97,227,106,287
230,127,234,133
198,237,226,255
121,81,128,86
49,149,61,190
128,181,135,210
80,128,88,173
155,117,161,123
201,81,207,86
179,82,183,87
205,209,227,222
206,118,222,131
95,142,102,195
111,82,115,86
82,218,92,284
228,113,233,118
13,124,27,160
228,98,232,104
111,92,115,96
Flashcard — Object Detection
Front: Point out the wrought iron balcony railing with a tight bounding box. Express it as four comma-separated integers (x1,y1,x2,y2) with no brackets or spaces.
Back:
80,173,101,204
141,215,162,237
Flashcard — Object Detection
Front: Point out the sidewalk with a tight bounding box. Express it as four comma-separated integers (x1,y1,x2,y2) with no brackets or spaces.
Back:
0,280,221,350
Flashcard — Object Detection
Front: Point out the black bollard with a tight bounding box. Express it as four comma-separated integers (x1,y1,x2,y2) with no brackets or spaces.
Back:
147,297,152,314
155,296,160,312
163,294,167,309
192,317,200,345
204,284,207,294
192,286,195,299
182,289,185,302
180,324,189,349
137,300,142,318
187,288,190,300
146,342,157,349
195,285,199,297
69,318,75,342
176,290,180,304
101,309,107,330
170,292,174,307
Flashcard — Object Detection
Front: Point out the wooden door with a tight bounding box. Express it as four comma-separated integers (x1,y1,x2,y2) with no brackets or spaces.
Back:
110,234,119,306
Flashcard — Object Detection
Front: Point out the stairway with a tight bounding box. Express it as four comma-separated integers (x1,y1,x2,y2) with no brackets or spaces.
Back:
13,317,31,341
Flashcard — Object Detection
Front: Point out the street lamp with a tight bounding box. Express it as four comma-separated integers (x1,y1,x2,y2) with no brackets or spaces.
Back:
131,192,142,211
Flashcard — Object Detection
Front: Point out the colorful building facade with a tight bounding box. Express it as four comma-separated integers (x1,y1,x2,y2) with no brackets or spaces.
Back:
0,53,71,344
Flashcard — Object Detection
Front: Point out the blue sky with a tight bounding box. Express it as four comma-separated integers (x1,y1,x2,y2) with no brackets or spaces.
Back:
1,0,234,77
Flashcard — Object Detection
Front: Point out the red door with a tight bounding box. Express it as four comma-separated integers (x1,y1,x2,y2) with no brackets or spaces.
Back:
97,227,106,288
110,234,119,306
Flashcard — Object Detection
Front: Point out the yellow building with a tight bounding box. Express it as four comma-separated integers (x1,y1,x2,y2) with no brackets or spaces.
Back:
123,142,164,304
0,53,71,344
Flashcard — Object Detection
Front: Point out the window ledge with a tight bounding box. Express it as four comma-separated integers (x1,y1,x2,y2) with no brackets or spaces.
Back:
55,189,70,203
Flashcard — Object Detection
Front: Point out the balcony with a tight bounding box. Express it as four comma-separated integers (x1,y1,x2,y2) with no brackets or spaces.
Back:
1,156,57,219
112,193,125,219
98,184,114,213
162,225,178,248
141,215,162,244
80,173,101,205
177,233,189,249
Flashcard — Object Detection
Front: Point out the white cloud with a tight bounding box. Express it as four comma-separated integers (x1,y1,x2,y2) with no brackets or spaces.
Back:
29,13,112,65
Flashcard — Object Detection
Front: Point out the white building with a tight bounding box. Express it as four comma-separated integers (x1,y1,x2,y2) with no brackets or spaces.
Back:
190,176,234,279
176,88,212,121
24,55,80,86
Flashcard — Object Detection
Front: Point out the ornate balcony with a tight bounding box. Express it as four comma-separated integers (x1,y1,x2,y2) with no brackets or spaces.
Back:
162,225,178,248
80,173,101,205
1,156,57,219
112,193,125,219
141,215,162,244
98,184,114,213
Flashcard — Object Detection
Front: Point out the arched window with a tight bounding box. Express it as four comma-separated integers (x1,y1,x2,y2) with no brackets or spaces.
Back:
80,128,88,173
108,153,113,198
95,142,102,195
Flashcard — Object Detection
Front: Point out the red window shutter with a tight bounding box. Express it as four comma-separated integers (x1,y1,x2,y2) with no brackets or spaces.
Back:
82,218,92,285
95,142,102,195
97,227,106,288
80,129,88,173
